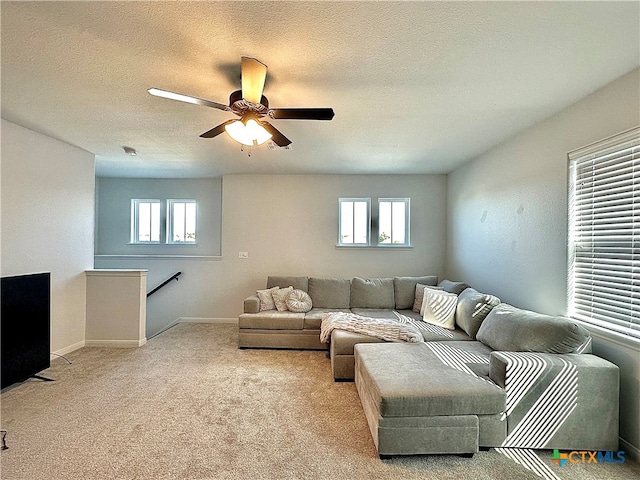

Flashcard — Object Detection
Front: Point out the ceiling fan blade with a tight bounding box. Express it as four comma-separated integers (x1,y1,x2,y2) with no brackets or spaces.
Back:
148,88,230,111
241,57,268,104
270,108,335,121
200,120,235,138
261,121,292,147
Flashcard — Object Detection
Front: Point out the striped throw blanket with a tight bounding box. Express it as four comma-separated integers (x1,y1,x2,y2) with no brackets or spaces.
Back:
320,311,423,344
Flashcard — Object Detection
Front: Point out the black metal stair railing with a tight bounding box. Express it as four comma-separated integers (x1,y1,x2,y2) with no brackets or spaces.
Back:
147,271,182,297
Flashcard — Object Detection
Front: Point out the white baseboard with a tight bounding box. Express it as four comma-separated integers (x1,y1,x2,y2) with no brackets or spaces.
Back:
178,317,238,324
52,340,85,357
620,436,640,462
85,338,147,348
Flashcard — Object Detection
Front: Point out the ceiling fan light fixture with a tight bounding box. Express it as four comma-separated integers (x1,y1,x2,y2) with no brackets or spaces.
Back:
225,117,272,146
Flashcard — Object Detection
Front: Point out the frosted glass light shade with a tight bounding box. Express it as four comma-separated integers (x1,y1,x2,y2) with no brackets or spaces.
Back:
225,119,272,146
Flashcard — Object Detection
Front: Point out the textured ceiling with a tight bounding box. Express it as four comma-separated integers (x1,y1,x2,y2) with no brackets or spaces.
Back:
2,1,639,178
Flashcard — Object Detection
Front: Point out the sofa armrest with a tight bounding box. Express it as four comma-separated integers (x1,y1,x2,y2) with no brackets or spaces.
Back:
244,295,260,314
489,351,619,451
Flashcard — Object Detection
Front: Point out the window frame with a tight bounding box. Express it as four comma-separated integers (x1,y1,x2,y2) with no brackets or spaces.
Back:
166,199,197,245
130,199,161,244
338,198,371,246
377,197,411,247
567,126,639,342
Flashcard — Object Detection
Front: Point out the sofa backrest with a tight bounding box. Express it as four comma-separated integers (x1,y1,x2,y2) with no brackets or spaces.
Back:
267,276,309,292
438,279,471,295
308,278,351,309
477,303,592,354
350,277,395,309
393,276,438,310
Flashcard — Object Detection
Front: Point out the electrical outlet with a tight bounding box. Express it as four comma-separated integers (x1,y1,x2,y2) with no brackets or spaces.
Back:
238,252,249,259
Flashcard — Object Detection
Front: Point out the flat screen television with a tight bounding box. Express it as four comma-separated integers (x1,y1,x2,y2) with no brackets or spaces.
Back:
1,272,51,389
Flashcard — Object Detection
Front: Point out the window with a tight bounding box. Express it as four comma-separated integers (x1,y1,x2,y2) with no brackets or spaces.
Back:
131,199,160,243
167,200,197,244
338,197,411,247
378,198,410,246
568,126,639,341
339,198,370,245
130,198,197,245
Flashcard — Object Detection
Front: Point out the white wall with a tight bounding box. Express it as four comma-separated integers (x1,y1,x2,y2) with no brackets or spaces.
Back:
446,68,640,457
1,119,95,354
96,174,447,336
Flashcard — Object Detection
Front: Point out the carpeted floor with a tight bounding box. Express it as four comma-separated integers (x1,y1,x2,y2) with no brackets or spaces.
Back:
1,323,638,480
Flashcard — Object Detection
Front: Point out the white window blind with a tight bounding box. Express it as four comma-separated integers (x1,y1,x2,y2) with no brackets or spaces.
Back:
568,126,640,341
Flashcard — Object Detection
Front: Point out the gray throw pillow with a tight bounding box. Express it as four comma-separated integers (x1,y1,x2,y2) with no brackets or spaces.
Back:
394,276,438,309
455,288,500,339
308,278,351,309
350,277,395,309
412,283,433,313
476,304,592,354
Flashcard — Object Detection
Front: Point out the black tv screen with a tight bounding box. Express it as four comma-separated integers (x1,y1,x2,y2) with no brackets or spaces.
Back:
1,272,51,389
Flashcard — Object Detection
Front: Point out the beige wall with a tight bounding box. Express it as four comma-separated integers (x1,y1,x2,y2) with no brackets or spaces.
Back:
446,68,640,458
97,173,448,336
220,173,447,310
1,119,95,354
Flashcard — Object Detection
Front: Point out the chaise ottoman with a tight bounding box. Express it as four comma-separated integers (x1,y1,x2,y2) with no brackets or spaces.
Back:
354,342,506,457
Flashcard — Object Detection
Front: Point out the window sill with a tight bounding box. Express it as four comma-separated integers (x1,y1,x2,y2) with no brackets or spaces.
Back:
571,318,640,352
335,245,413,250
95,254,221,260
127,242,198,246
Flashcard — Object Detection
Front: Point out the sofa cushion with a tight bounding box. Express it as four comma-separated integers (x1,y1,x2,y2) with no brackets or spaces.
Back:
256,286,278,311
355,343,505,417
394,275,438,309
286,289,313,313
350,308,398,319
396,310,476,342
266,276,309,292
238,311,305,330
421,287,457,330
456,288,501,339
308,278,351,309
303,308,349,329
476,304,592,354
331,329,386,355
438,280,470,295
350,277,395,309
272,286,293,311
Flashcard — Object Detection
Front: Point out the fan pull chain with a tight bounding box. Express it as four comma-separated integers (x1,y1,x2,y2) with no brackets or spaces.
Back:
240,145,253,157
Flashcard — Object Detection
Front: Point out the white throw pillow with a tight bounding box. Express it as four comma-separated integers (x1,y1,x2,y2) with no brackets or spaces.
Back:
419,285,443,315
272,286,293,312
421,286,457,330
257,286,279,312
286,289,313,313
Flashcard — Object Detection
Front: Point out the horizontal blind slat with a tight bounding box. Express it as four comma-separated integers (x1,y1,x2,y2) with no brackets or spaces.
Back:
569,127,640,341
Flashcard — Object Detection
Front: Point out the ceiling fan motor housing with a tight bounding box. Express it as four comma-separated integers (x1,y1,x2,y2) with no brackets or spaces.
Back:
229,90,269,117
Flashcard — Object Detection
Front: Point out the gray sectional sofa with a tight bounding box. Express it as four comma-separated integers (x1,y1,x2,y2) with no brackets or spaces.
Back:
238,275,620,458
239,275,446,351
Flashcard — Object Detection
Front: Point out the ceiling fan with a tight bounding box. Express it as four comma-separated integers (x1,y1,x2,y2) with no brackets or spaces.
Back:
148,57,335,148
